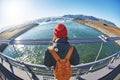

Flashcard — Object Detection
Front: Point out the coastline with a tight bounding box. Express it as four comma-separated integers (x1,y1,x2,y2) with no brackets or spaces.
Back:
73,18,120,46
0,23,39,52
0,23,39,40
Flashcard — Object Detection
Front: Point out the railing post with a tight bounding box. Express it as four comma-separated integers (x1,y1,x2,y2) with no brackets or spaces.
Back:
4,57,14,74
0,56,3,64
23,63,39,80
9,63,14,74
76,69,85,80
7,59,14,74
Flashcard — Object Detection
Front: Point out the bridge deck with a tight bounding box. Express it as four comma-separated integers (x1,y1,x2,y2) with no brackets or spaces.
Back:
81,58,120,80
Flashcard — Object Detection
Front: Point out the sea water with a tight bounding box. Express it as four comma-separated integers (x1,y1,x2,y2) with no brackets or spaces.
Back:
3,20,120,64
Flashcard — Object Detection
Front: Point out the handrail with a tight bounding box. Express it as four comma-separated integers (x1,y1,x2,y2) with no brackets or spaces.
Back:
73,50,120,69
0,36,120,79
0,37,120,45
1,50,119,69
0,50,120,75
0,40,11,44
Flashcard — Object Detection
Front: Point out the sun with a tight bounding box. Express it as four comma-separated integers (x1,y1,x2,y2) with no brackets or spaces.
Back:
1,0,27,25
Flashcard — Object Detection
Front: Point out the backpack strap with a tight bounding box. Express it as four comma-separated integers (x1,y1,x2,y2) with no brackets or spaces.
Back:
48,46,61,61
65,45,74,60
48,45,74,61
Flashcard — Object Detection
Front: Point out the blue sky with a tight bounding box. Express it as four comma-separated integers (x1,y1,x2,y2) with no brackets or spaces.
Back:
0,0,120,28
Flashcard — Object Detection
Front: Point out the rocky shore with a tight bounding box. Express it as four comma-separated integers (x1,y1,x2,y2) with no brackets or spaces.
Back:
73,18,120,46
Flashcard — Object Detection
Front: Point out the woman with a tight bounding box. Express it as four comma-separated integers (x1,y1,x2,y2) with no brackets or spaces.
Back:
44,23,80,67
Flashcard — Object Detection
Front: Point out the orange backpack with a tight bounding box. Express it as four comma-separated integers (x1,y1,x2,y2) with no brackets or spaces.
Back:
48,45,73,80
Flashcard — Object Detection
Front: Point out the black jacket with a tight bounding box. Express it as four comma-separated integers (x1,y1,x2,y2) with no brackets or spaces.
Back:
44,38,80,67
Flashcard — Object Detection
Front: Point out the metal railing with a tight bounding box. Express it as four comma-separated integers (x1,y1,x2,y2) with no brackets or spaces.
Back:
0,36,120,80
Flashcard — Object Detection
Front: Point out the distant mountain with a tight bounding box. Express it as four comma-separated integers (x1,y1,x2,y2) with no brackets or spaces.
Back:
35,17,71,23
63,14,116,26
34,14,116,26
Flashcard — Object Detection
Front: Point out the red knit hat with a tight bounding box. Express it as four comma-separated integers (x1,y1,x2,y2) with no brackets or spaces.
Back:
53,23,67,39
